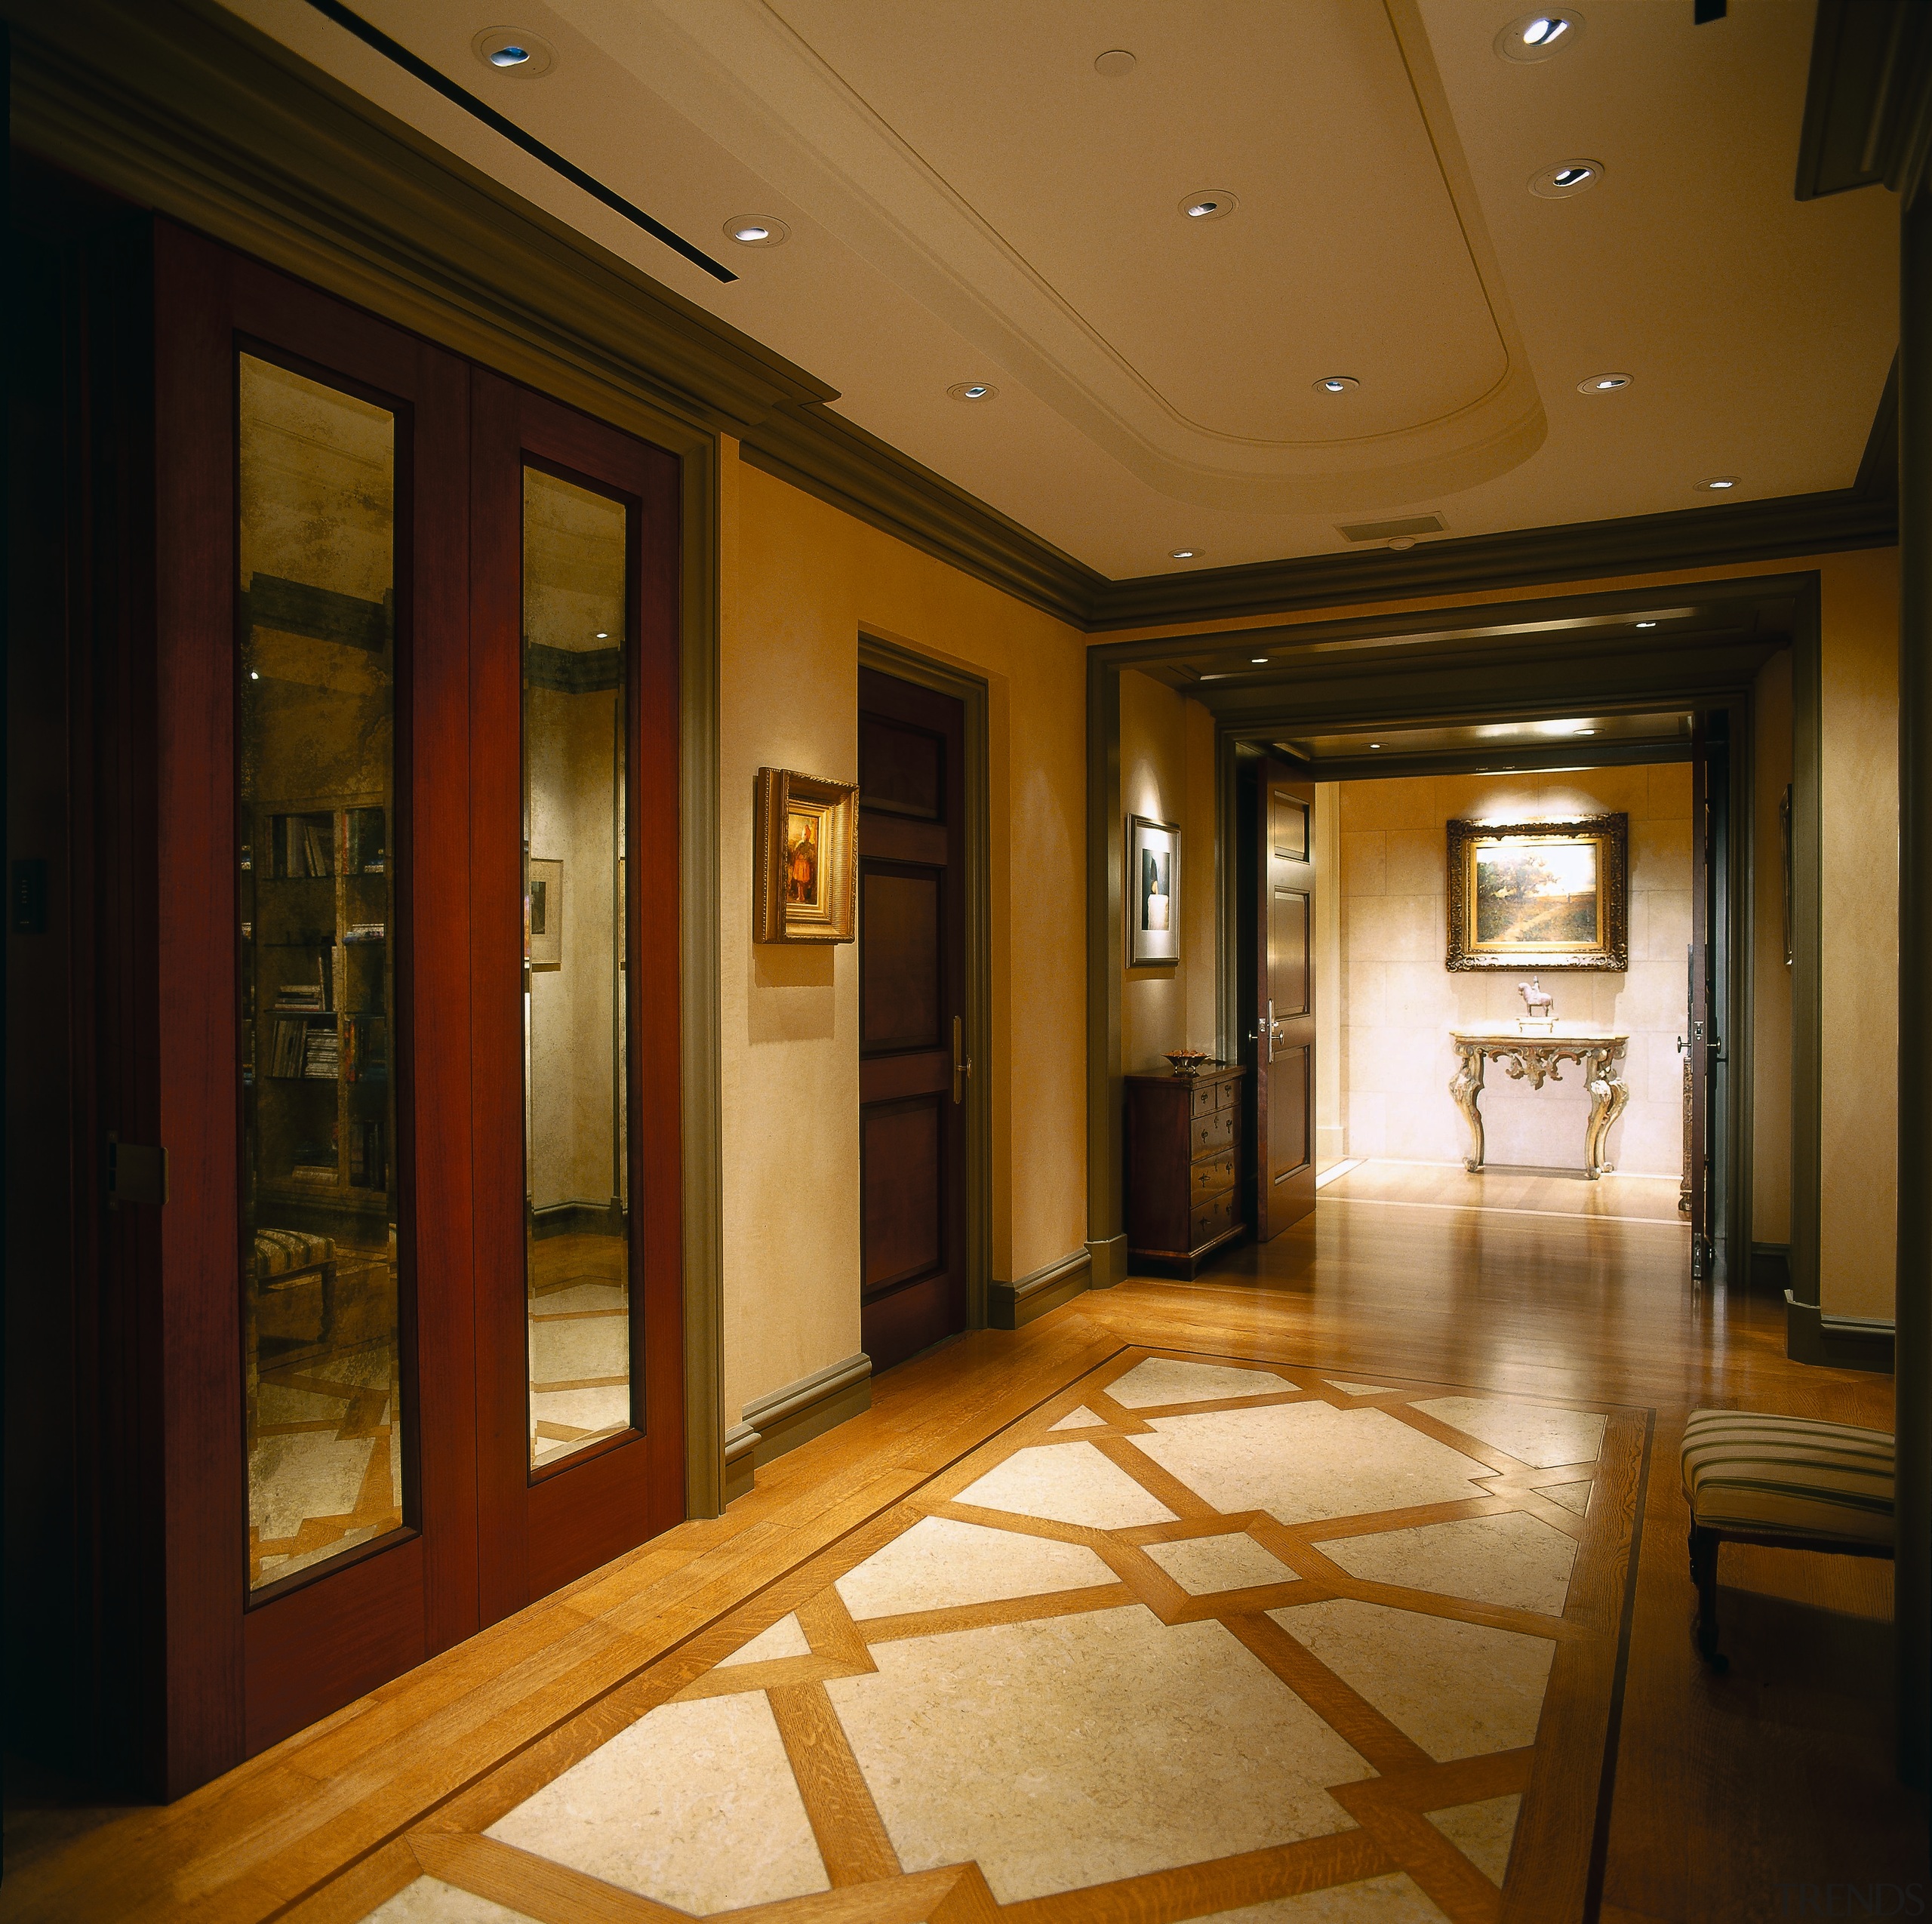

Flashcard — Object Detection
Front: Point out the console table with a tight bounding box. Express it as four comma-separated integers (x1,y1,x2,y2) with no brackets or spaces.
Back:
1448,1027,1630,1180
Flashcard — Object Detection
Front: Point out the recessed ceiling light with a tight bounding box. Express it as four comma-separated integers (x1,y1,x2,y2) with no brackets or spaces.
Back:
1530,158,1604,198
1578,728,1597,735
1495,9,1583,62
1094,48,1137,76
1170,548,1197,559
595,631,610,639
1314,375,1360,394
472,27,555,75
1370,743,1382,750
1387,536,1417,551
1250,657,1268,664
1577,372,1632,393
1635,620,1657,628
948,380,998,402
250,670,260,680
1699,475,1740,491
1180,190,1237,221
724,217,789,248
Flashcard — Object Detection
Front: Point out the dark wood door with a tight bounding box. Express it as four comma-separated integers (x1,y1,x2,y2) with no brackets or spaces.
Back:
1254,760,1316,1237
470,374,685,1619
857,669,968,1371
1687,725,1713,1279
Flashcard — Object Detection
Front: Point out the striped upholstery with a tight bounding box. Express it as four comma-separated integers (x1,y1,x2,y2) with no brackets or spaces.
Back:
251,1227,334,1280
1681,1408,1894,1551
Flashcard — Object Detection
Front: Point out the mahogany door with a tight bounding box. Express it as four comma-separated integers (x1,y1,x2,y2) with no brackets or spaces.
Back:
1687,725,1714,1279
857,669,968,1371
1254,760,1317,1236
470,374,685,1615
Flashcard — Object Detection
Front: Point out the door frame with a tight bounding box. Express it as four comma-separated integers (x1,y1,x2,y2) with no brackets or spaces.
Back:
1087,573,1823,1300
857,633,992,1332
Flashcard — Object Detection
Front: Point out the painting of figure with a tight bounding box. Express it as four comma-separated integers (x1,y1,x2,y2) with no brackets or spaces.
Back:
786,808,820,907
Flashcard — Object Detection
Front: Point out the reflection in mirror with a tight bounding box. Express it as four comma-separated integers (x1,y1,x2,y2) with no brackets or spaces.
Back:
238,354,407,1592
524,466,632,1472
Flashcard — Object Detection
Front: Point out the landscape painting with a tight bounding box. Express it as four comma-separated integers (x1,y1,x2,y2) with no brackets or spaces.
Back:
1447,814,1628,971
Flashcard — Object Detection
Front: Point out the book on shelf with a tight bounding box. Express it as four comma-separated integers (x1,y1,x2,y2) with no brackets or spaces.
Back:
288,1162,337,1186
349,1117,386,1190
344,922,385,943
272,985,325,1011
345,1014,388,1084
302,1029,340,1079
269,1019,307,1079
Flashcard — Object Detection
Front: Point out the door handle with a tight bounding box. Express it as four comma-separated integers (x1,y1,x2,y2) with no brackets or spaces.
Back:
952,1014,971,1105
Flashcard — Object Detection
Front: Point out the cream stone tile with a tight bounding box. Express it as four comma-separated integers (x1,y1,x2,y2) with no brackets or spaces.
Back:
954,1442,1177,1529
1615,1099,1686,1179
1195,1872,1452,1921
361,1876,540,1922
835,1516,1115,1619
256,1382,352,1426
528,1384,632,1433
1382,830,1440,897
1634,817,1692,890
1048,1405,1107,1430
1341,831,1387,896
1108,1356,1297,1408
1128,1403,1491,1524
1426,1793,1521,1886
717,1611,811,1666
1345,961,1387,1027
486,1692,829,1913
306,1343,397,1393
1327,1380,1399,1396
1270,1599,1555,1760
528,1282,626,1317
258,1520,383,1585
827,1605,1372,1903
1412,1396,1606,1469
1647,762,1692,817
1143,1532,1297,1596
1543,1480,1592,1515
1346,1091,1387,1159
1318,1512,1577,1615
249,1433,374,1539
529,1314,629,1386
1383,962,1457,1027
1641,888,1692,963
1341,779,1435,832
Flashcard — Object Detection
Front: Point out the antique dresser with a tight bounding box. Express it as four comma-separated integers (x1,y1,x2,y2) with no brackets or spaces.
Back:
1123,1064,1248,1277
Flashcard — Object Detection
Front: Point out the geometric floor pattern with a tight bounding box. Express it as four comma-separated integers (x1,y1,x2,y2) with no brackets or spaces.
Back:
528,1232,632,1472
346,1348,1648,1924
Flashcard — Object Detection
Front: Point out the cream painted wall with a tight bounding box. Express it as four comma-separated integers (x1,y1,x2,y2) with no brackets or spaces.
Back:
719,443,1088,1423
1753,651,1794,1248
1337,765,1690,1177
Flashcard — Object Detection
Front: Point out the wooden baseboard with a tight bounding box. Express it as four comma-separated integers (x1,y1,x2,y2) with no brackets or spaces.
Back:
988,1249,1092,1330
1783,1290,1895,1372
1084,1234,1128,1292
724,1353,873,1503
1749,1242,1792,1297
531,1200,625,1241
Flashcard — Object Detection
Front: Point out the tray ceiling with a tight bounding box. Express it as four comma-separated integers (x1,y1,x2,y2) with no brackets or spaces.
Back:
221,0,1897,580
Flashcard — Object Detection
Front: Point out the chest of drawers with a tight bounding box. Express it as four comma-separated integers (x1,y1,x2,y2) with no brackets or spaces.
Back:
1123,1065,1247,1277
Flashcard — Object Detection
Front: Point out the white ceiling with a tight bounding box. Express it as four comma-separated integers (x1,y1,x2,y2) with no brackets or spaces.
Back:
220,0,1898,580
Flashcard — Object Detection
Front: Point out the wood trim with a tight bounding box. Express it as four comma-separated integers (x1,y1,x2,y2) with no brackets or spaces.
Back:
1783,1291,1898,1372
1087,654,1124,1256
1789,586,1824,1313
857,634,992,1332
2,0,1903,646
740,1354,874,1476
1795,2,1932,204
988,1249,1092,1330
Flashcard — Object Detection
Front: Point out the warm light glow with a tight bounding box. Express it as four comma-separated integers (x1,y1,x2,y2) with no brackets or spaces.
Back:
732,225,770,242
1523,16,1567,45
489,43,531,66
1186,200,1219,218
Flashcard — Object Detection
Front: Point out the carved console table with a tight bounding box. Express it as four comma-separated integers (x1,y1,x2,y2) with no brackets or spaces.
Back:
1448,1027,1631,1181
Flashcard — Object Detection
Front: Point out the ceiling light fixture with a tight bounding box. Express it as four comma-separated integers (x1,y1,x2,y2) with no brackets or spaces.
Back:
1578,728,1597,735
1699,475,1740,491
1371,743,1383,750
1495,9,1584,62
472,27,556,75
1530,158,1604,199
1314,374,1360,394
1170,548,1197,559
1387,536,1417,551
1577,372,1632,393
595,631,610,639
1180,190,1237,221
1251,657,1268,664
724,217,789,248
1094,48,1137,76
1635,620,1657,628
948,380,999,402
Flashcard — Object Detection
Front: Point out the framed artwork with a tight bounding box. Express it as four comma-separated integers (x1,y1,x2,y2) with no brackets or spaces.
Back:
1446,814,1627,971
755,767,858,943
1128,814,1181,966
528,857,562,970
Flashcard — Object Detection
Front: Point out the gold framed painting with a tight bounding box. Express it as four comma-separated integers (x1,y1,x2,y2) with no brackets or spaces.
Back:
1127,814,1181,967
755,768,859,943
1446,814,1628,971
527,857,562,971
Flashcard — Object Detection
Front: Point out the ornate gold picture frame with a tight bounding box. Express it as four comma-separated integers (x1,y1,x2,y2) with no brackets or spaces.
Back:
1446,814,1628,971
755,767,858,943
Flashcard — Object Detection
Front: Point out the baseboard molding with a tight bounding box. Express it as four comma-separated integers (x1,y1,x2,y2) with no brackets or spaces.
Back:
725,1352,873,1502
531,1199,626,1241
989,1249,1092,1330
1750,1242,1792,1297
1084,1234,1129,1292
1783,1290,1896,1372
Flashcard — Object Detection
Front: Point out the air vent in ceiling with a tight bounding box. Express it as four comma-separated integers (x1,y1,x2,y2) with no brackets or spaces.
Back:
1336,514,1444,543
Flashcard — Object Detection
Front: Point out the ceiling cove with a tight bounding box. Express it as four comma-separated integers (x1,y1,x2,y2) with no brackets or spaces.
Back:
560,0,1548,515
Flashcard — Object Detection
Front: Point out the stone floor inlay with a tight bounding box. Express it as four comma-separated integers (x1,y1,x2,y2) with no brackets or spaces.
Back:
1318,1510,1578,1615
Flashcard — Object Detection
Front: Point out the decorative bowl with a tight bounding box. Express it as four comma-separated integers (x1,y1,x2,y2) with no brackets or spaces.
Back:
1164,1049,1211,1076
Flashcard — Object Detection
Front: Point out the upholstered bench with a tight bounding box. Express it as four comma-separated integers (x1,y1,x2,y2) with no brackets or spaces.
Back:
1680,1408,1895,1670
245,1229,337,1429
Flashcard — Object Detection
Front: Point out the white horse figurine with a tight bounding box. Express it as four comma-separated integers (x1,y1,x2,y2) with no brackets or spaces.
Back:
1518,977,1555,1022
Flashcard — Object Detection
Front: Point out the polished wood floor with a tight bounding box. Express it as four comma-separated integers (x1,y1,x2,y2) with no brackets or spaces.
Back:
3,1190,1921,1922
1320,1158,1689,1225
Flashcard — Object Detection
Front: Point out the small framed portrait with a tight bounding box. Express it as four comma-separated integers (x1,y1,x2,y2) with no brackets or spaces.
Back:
1446,814,1628,971
756,768,858,943
528,857,562,971
1128,814,1181,967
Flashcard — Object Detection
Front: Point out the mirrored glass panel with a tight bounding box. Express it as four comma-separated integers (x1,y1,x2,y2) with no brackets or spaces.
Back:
238,354,406,1592
523,466,632,1472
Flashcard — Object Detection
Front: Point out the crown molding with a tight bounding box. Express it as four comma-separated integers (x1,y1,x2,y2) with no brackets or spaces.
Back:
7,0,1902,642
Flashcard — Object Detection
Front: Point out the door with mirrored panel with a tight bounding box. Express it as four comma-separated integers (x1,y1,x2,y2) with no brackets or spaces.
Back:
473,375,685,1618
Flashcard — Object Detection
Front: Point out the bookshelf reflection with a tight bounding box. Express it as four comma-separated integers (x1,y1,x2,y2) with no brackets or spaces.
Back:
523,466,633,1473
238,354,407,1593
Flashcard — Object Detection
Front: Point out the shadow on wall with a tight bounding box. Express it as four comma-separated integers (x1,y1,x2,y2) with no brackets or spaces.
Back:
749,941,836,1043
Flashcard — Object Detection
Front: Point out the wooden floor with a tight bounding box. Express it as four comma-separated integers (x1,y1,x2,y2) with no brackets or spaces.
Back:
3,1191,1923,1922
1319,1158,1689,1225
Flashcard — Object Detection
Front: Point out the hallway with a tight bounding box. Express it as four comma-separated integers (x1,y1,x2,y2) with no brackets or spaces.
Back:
4,1202,1912,1924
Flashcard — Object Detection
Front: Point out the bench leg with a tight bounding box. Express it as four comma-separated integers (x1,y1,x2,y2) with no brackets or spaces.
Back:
1688,1524,1727,1673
